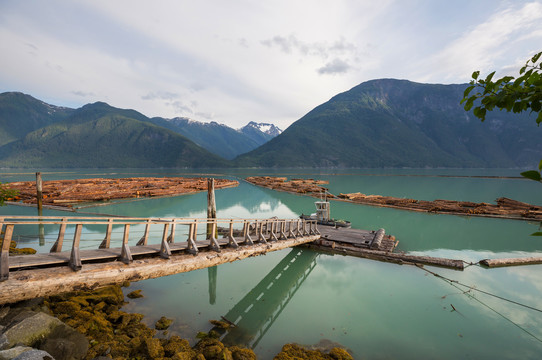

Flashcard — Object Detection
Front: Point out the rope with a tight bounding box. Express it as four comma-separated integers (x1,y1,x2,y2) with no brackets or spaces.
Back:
417,265,542,314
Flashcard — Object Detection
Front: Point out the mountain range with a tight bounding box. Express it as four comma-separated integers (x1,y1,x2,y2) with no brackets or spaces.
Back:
1,79,540,168
0,92,280,167
236,79,541,168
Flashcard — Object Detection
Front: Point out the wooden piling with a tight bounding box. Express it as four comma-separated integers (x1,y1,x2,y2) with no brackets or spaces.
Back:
207,178,217,239
35,172,43,213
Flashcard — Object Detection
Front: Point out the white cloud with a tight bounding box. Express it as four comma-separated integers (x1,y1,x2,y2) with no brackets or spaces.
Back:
1,0,541,129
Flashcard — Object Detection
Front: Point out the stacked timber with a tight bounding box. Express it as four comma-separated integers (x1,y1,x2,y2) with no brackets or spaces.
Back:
245,176,329,194
338,193,542,220
6,177,238,208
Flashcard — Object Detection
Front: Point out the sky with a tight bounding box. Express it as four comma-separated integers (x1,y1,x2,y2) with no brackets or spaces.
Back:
1,0,542,130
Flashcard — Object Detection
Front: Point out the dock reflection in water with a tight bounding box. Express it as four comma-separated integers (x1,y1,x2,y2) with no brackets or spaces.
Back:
213,248,318,349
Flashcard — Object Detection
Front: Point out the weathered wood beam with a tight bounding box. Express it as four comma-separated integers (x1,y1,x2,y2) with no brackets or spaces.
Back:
480,257,542,268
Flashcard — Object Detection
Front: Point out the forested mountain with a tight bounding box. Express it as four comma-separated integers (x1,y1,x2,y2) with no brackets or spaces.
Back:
148,117,261,160
0,92,74,146
0,101,229,168
235,79,541,168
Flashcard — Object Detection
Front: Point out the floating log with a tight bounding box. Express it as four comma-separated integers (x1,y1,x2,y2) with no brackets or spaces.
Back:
480,257,542,268
307,242,464,270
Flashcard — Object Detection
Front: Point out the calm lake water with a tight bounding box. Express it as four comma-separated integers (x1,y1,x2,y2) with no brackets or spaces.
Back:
1,168,541,359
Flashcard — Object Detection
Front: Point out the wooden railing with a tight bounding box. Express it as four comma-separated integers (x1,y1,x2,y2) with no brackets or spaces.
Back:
0,216,319,280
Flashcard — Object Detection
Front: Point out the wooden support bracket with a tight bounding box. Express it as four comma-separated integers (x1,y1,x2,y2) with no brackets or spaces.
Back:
268,221,279,242
167,220,176,243
137,219,151,246
1,224,14,281
209,221,221,252
288,220,296,239
120,224,133,264
50,218,67,253
227,220,239,248
160,223,172,259
69,224,82,271
257,221,268,244
187,221,198,255
100,219,113,249
243,221,254,245
279,221,287,240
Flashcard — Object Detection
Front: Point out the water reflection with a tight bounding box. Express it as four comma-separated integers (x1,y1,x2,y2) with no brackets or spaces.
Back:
214,248,318,349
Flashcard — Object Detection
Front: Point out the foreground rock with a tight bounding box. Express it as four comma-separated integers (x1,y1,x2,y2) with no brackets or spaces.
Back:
0,285,354,359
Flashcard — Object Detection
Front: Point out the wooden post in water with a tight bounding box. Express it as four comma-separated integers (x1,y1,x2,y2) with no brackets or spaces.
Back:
35,172,43,213
207,178,217,239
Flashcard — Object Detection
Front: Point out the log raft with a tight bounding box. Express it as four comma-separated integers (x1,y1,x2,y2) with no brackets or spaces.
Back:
5,177,239,208
245,176,542,221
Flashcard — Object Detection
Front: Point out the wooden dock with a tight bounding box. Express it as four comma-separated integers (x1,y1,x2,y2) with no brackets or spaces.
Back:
308,225,466,270
0,216,320,305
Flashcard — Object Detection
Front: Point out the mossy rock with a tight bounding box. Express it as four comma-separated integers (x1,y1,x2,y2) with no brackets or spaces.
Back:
144,337,165,358
274,343,354,360
230,345,257,360
126,289,143,299
163,335,192,357
329,347,354,360
155,316,173,330
209,319,231,329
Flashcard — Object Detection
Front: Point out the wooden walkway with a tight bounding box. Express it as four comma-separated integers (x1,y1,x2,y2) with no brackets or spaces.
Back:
0,216,320,304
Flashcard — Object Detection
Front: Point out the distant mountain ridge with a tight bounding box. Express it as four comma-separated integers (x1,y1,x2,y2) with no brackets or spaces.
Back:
148,117,279,160
239,121,282,146
235,79,542,168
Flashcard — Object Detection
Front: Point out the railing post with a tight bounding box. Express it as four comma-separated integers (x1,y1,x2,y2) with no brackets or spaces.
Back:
314,221,320,235
160,223,172,259
186,220,199,255
257,221,267,244
279,220,287,240
99,218,113,249
268,220,278,242
1,224,14,281
120,224,132,264
227,220,239,248
288,220,296,239
167,219,176,243
209,220,221,252
50,218,67,252
137,219,151,246
243,220,254,245
295,220,302,237
69,224,82,271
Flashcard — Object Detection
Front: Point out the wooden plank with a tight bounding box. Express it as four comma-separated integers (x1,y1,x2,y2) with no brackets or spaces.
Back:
1,224,14,280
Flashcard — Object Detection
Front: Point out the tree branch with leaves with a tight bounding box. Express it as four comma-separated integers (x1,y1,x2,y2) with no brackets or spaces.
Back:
461,51,542,182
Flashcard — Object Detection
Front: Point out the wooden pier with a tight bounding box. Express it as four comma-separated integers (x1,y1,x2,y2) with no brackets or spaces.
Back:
0,216,320,305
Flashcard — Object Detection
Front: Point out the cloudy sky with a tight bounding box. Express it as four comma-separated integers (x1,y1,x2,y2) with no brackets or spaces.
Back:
1,0,542,129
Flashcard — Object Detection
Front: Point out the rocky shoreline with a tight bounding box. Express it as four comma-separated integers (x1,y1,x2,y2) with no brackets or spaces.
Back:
0,284,353,360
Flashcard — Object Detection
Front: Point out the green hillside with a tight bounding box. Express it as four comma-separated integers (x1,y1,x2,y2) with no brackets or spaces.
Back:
0,102,230,168
236,79,541,168
0,92,74,146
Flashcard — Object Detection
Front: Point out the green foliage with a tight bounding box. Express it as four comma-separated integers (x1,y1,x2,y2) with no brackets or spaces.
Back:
461,51,542,182
0,182,17,206
462,51,542,123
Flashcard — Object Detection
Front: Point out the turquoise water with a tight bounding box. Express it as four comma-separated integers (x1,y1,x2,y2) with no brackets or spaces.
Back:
1,168,542,359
